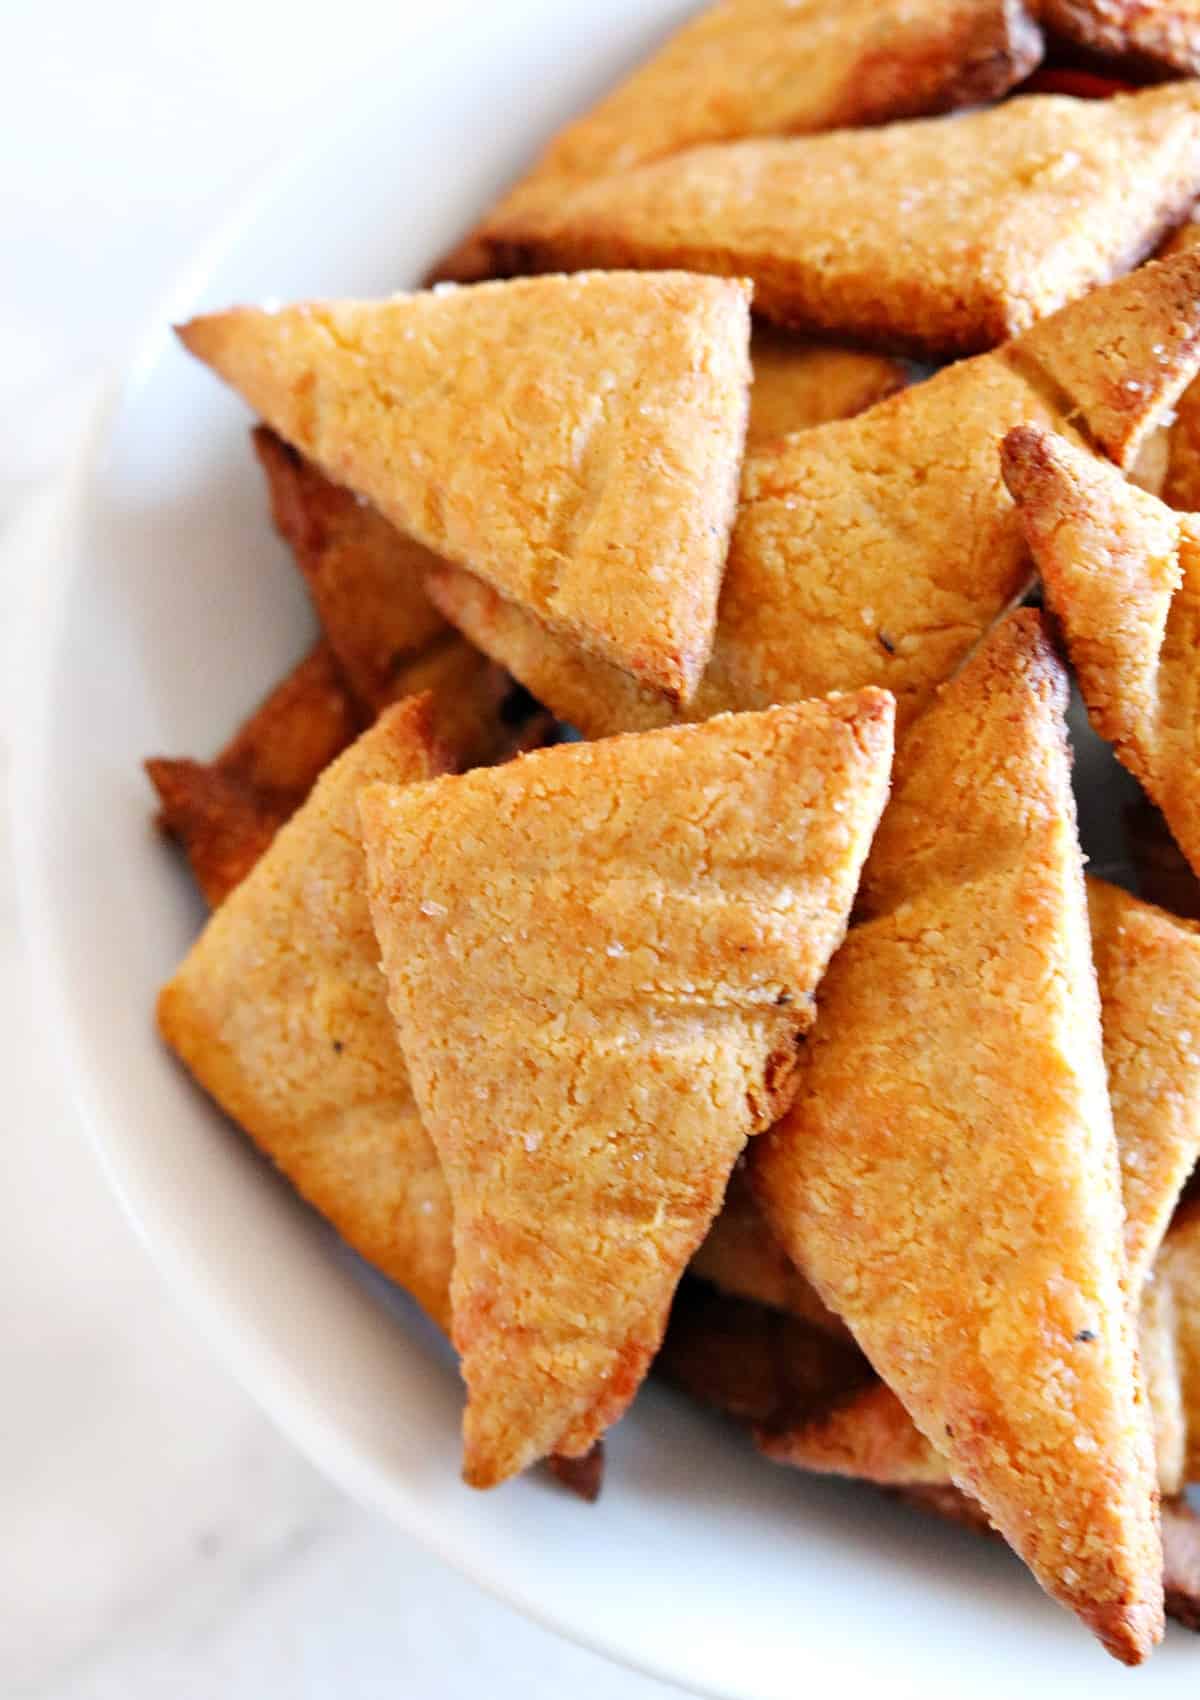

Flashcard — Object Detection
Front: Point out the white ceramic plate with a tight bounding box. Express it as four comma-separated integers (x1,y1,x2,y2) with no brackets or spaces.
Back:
11,6,1197,1694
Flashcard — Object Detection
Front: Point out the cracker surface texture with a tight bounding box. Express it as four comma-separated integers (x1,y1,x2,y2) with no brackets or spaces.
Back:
751,613,1163,1664
433,0,1042,285
359,696,894,1486
179,272,753,706
429,256,1200,740
1004,423,1200,883
758,877,1200,1498
487,88,1200,357
157,697,456,1330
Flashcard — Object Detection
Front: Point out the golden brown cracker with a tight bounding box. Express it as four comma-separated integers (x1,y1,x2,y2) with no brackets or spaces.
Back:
431,257,1200,741
486,88,1200,358
752,614,1162,1665
158,697,456,1330
1003,423,1200,884
359,696,894,1487
180,272,753,705
430,0,1043,286
253,426,449,709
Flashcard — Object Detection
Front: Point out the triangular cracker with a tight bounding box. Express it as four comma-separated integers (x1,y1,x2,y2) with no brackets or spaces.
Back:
486,87,1200,358
358,694,895,1487
1010,237,1200,469
157,696,456,1329
429,256,1200,739
750,614,1162,1664
700,879,1200,1357
179,272,753,706
431,0,1043,286
758,877,1200,1498
1043,0,1200,76
658,1283,1200,1631
1003,423,1200,881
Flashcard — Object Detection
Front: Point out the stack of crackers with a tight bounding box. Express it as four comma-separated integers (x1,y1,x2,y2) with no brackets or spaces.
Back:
151,0,1200,1666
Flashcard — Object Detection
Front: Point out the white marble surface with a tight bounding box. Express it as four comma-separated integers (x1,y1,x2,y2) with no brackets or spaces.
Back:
0,7,668,1695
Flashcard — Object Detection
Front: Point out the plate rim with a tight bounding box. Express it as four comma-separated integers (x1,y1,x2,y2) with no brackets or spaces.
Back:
4,132,732,1700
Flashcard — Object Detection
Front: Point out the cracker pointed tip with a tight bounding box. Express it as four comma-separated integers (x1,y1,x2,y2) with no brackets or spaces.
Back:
1000,421,1054,491
176,306,265,371
1087,1593,1164,1668
174,312,217,357
1013,250,1200,468
461,1456,502,1492
461,1395,547,1490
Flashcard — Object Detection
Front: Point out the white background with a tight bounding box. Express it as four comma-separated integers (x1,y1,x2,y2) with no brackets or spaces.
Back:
0,4,669,1694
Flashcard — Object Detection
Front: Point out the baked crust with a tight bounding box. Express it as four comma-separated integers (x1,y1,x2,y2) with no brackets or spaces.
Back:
485,88,1200,358
157,697,456,1330
1043,0,1200,77
1003,423,1200,883
179,272,753,706
429,0,1043,286
358,695,894,1487
751,614,1163,1665
755,877,1200,1499
428,255,1200,740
